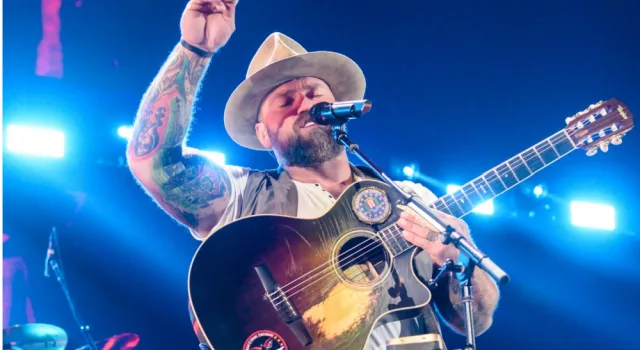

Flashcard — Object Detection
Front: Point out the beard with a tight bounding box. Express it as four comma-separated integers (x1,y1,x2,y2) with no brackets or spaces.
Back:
272,122,344,168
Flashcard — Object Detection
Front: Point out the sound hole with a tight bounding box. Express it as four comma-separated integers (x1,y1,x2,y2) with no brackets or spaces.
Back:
336,232,390,288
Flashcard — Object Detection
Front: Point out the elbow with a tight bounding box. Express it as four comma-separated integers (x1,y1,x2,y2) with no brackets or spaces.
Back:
446,312,494,337
473,315,494,336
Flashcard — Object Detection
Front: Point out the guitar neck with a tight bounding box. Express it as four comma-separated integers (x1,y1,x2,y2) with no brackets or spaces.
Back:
378,128,579,258
429,128,577,218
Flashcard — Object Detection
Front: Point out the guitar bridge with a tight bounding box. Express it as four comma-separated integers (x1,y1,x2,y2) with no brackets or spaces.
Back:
255,264,313,346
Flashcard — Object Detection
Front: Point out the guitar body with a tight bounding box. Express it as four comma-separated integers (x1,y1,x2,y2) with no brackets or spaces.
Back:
189,180,433,350
188,98,635,349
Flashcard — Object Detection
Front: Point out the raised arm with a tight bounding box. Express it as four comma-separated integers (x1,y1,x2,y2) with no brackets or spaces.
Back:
126,0,238,238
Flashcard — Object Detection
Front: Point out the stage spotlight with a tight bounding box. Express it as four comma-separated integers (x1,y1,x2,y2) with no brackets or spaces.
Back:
403,164,419,179
533,184,547,198
403,166,414,177
118,125,133,140
6,124,65,158
202,151,226,166
446,184,494,215
570,201,616,231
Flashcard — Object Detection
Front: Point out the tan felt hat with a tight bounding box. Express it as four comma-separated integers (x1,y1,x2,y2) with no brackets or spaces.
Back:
223,32,366,150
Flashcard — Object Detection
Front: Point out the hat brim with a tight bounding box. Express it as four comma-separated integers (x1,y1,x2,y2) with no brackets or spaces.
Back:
224,51,366,151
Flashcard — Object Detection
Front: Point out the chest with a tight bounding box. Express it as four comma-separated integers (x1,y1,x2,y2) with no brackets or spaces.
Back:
294,181,340,219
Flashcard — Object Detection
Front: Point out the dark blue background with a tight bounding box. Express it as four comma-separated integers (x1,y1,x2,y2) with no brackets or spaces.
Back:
3,1,639,349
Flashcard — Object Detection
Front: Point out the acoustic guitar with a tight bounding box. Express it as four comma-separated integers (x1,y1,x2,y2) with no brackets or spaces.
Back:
188,99,633,350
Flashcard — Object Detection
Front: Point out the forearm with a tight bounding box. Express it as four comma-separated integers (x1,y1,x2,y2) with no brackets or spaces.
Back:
128,43,211,162
438,267,500,335
126,44,232,234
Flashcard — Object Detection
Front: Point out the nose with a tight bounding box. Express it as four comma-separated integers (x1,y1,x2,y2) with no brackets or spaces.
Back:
296,95,317,116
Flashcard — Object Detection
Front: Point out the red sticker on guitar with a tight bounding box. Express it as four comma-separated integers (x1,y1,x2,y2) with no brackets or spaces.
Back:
243,330,288,350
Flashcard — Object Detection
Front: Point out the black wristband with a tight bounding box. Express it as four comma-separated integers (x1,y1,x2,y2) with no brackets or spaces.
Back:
180,39,214,58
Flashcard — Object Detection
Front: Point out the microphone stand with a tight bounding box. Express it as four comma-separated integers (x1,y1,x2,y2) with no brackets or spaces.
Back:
332,124,510,350
47,229,99,350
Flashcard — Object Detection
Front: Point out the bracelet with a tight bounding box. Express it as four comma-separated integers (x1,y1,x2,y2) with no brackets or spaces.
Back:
180,39,214,58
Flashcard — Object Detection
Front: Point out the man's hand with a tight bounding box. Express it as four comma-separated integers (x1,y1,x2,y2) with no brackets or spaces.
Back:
397,207,466,266
181,0,237,52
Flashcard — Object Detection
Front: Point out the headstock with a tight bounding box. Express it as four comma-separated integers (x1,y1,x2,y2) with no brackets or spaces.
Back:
565,98,634,156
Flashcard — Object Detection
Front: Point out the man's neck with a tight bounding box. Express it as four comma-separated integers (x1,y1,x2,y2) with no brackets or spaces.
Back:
284,152,353,186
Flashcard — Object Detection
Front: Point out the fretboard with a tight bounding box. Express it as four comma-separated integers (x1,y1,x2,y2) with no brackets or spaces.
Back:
377,129,577,257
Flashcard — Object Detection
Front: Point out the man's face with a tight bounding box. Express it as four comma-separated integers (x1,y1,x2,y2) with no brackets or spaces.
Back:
256,77,344,167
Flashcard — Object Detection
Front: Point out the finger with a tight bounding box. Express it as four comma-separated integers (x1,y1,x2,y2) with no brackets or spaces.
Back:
397,215,431,239
400,208,463,234
399,218,440,243
224,0,237,19
399,211,437,233
186,0,215,12
401,229,431,248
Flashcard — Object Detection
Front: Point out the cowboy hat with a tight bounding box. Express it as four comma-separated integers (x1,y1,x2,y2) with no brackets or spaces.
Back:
223,32,366,150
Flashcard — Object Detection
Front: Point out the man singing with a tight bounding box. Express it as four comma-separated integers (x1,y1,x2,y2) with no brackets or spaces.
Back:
126,1,500,349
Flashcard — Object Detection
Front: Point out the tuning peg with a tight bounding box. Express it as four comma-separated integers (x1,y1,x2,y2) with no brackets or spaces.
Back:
599,142,610,153
565,117,575,125
611,136,623,145
586,148,598,156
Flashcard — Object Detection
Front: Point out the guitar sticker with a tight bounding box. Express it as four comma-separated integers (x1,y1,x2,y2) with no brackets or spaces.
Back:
243,330,288,350
352,186,392,224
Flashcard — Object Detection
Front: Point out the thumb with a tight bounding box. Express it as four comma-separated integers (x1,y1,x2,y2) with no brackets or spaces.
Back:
225,0,238,20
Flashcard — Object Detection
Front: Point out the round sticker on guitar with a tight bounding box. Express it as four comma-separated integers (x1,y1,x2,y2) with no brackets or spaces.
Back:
243,330,288,350
352,186,392,224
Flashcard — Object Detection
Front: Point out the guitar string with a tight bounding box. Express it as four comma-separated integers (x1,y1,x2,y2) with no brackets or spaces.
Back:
269,125,603,305
268,130,576,305
313,119,618,293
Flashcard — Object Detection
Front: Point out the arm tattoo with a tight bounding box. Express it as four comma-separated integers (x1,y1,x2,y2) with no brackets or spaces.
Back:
158,147,228,212
129,45,210,160
127,45,233,232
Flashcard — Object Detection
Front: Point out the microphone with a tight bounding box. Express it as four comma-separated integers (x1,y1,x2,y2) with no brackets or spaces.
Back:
309,100,372,126
44,227,56,277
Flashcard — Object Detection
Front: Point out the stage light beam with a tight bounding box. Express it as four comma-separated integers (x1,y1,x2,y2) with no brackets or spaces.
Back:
118,125,133,140
570,201,616,231
6,124,65,158
202,151,226,166
403,166,415,178
446,185,494,215
533,185,544,197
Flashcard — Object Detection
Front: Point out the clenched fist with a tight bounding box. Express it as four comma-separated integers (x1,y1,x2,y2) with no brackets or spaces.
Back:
180,0,237,52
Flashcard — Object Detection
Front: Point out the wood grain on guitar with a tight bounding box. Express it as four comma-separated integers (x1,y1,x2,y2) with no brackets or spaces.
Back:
188,98,633,350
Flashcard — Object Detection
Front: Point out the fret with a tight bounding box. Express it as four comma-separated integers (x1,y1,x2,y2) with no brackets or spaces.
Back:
546,139,560,157
380,226,403,256
441,197,458,216
534,141,559,165
495,164,519,188
522,148,545,172
485,171,507,196
390,224,413,252
472,177,494,200
507,157,532,181
443,194,465,217
562,129,577,149
552,131,577,155
451,189,475,214
463,183,486,208
516,154,532,173
431,199,453,216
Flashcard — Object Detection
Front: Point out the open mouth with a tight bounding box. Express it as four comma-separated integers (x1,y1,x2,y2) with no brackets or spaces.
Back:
301,121,317,128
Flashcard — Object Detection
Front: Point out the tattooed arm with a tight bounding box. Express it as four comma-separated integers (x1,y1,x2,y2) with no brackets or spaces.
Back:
430,225,501,335
126,44,232,238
